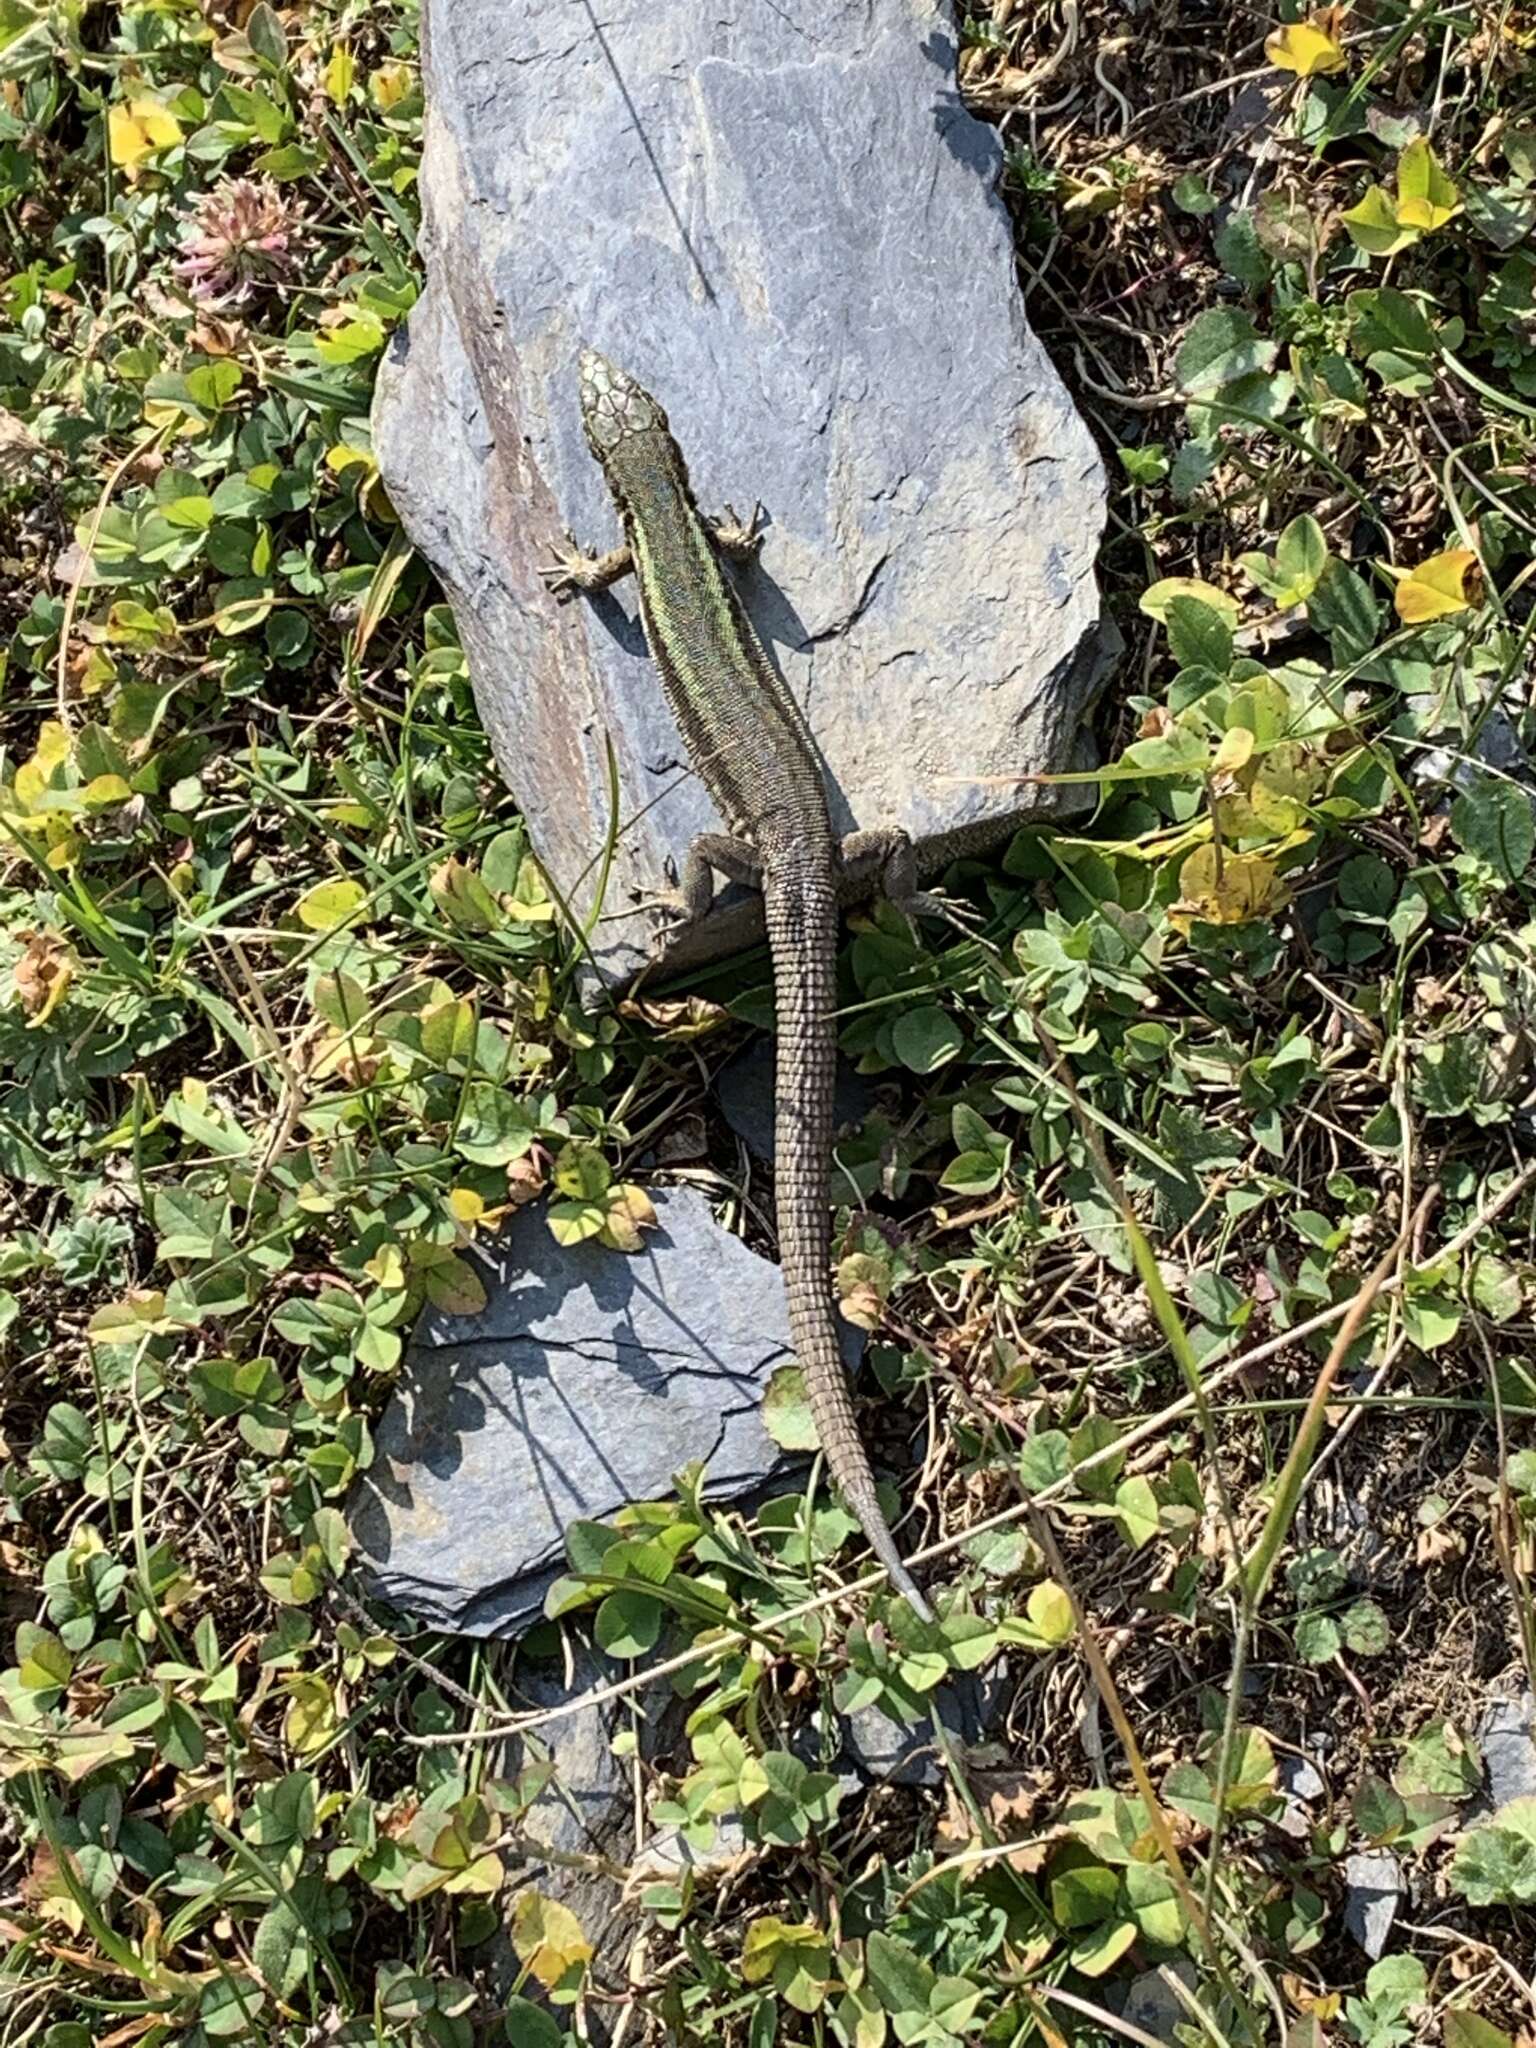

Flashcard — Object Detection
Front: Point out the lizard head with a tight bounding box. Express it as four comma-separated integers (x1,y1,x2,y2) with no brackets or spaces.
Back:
577,348,670,463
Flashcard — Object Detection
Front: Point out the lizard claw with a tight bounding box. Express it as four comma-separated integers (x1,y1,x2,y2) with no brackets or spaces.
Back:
541,537,635,601
711,503,766,562
642,886,700,938
539,541,587,604
902,888,982,935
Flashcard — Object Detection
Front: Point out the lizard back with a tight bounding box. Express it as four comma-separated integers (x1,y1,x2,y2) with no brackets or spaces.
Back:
576,351,834,860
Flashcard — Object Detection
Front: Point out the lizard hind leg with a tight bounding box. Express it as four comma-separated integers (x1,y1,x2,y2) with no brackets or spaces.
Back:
654,832,761,935
839,827,979,932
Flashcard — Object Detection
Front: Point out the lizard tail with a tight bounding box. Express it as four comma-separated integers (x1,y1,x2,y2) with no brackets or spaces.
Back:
763,862,934,1623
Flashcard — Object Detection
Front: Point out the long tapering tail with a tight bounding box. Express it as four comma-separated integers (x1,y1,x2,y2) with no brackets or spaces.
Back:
763,859,933,1621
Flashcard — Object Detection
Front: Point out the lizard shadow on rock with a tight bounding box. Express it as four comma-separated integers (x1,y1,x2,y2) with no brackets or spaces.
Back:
917,28,1001,183
579,584,649,664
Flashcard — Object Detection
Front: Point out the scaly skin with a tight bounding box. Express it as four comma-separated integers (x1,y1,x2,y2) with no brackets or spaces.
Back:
546,348,933,1621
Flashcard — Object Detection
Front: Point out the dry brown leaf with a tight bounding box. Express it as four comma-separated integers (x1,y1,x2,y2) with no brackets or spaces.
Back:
1415,1522,1465,1566
616,993,730,1039
505,1157,547,1207
651,1112,708,1164
13,928,76,1024
192,313,245,357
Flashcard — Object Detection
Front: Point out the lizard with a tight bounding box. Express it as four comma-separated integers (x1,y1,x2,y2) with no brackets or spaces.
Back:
544,348,939,1622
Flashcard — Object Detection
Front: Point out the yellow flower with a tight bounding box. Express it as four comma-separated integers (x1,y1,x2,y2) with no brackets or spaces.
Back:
108,98,183,176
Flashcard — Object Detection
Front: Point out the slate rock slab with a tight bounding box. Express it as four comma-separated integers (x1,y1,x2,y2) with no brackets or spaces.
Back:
351,1186,823,1635
1343,1849,1402,1958
1276,1752,1326,1839
373,0,1110,983
1119,1960,1197,2045
1475,1688,1536,1812
838,1665,1013,1786
715,1037,874,1169
481,1648,682,2046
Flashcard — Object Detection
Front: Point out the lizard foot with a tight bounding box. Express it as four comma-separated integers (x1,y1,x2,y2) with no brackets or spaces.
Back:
710,503,766,562
540,538,634,602
901,888,983,936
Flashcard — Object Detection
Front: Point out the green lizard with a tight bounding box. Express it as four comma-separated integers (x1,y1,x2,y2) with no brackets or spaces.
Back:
545,348,940,1621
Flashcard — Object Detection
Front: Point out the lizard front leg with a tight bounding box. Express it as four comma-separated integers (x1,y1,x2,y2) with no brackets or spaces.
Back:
541,538,634,602
545,508,760,602
708,503,766,564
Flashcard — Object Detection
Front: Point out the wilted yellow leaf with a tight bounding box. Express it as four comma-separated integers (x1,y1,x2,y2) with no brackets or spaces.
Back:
88,1291,173,1345
295,878,369,931
444,1851,504,1895
503,853,557,924
836,1250,890,1331
1394,138,1461,232
1211,728,1256,777
108,98,183,173
600,1183,658,1253
1341,183,1414,257
741,1917,825,1985
1265,15,1347,76
370,60,413,109
1138,577,1241,627
1344,138,1462,256
429,856,500,933
364,1243,405,1289
283,1673,339,1754
420,1250,488,1316
1170,844,1289,932
1025,1579,1075,1646
142,396,203,437
1392,546,1480,622
761,1364,818,1452
325,442,375,475
82,773,132,809
512,1891,592,1991
324,44,355,104
416,995,476,1071
308,1026,383,1084
12,720,73,815
1214,744,1321,839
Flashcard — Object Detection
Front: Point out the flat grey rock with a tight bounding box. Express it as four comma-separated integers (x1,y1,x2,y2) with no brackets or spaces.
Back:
1119,1960,1197,2044
373,0,1110,983
351,1187,817,1635
716,1037,874,1169
1343,1849,1401,1958
1476,1689,1536,1812
1276,1753,1326,1839
842,1702,942,1787
485,1647,679,2047
1281,1755,1326,1802
1415,703,1533,797
511,1650,635,1871
836,1667,1012,1786
632,1819,749,1884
